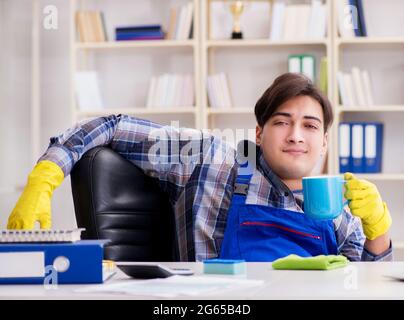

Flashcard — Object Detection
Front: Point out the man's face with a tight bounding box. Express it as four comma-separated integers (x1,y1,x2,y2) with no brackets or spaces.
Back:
256,95,328,180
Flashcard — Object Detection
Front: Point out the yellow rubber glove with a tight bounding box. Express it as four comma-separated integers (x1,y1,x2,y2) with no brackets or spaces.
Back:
7,160,64,229
344,172,392,240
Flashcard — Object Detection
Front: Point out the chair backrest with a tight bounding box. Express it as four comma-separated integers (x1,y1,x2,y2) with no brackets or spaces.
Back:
70,147,178,261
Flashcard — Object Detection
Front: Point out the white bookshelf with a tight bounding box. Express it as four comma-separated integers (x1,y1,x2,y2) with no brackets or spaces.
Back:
336,37,404,46
0,0,40,197
77,107,197,118
65,0,404,254
338,105,404,112
206,39,329,47
201,0,333,166
75,39,196,50
331,0,404,252
331,0,404,176
70,0,201,128
354,174,404,181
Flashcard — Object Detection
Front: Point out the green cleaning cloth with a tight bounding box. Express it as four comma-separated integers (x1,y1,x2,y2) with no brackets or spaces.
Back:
272,254,349,270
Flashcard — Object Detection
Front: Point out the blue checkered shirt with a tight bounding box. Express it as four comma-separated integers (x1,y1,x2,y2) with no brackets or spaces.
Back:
39,114,393,261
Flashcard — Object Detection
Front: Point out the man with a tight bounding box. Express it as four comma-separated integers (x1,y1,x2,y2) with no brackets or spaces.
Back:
7,73,392,261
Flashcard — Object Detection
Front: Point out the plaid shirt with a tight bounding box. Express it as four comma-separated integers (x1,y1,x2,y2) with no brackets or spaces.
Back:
40,114,393,261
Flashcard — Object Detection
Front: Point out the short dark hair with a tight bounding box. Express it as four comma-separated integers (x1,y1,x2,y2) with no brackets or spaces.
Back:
254,73,333,132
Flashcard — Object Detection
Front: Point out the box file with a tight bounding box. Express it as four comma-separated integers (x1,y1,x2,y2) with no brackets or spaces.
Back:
0,240,108,284
351,123,364,173
339,122,351,173
364,123,383,173
339,122,383,173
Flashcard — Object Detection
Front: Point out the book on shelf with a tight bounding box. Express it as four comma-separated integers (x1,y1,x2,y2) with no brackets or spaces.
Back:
307,0,327,40
337,0,367,38
146,73,194,108
75,71,104,111
287,54,316,82
76,11,107,42
339,122,383,173
336,0,355,38
337,67,374,107
355,0,367,36
207,73,233,109
318,57,328,94
115,24,164,41
269,0,327,41
269,0,286,41
166,2,193,40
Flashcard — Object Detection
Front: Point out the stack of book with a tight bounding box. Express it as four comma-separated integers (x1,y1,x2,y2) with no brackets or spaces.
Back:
166,2,194,40
337,0,367,38
337,67,374,107
76,11,107,42
207,73,233,109
146,74,194,108
339,122,383,173
115,24,164,41
269,0,327,41
288,54,316,82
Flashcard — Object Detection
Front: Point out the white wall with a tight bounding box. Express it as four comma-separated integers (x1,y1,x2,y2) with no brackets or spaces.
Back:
0,0,76,229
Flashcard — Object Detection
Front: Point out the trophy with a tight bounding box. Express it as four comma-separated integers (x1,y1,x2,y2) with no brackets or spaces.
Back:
228,1,246,39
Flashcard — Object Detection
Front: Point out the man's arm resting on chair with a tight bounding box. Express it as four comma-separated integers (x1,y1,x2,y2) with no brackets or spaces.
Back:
7,114,224,229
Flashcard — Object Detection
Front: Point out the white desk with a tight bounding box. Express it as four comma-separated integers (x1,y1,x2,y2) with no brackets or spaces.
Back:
1,262,404,300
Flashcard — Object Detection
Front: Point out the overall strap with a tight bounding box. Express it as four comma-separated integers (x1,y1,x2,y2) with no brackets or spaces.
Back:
233,163,253,196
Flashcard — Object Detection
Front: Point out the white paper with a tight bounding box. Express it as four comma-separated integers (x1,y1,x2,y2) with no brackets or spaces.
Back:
76,275,264,298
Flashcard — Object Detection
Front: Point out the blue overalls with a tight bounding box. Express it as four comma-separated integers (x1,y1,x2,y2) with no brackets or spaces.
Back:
220,171,338,262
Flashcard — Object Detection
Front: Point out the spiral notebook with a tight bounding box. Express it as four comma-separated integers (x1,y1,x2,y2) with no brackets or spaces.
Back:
0,228,85,243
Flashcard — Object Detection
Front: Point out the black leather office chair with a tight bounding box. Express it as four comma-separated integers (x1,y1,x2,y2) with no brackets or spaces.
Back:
70,147,178,262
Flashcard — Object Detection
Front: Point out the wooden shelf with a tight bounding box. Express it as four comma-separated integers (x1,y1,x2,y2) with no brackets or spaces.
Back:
206,39,329,48
77,107,197,117
338,105,404,112
208,108,254,115
75,40,196,50
337,37,404,46
394,241,404,249
354,174,404,181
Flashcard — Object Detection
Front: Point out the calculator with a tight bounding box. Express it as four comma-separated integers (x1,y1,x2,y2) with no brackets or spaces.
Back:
116,262,194,279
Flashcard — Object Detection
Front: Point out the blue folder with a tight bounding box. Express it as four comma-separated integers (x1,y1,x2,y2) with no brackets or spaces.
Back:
364,122,383,173
339,122,351,173
356,0,367,37
0,240,108,284
350,122,365,173
349,0,362,37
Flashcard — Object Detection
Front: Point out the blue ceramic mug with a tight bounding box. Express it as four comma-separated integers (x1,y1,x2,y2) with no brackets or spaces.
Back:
302,175,348,220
